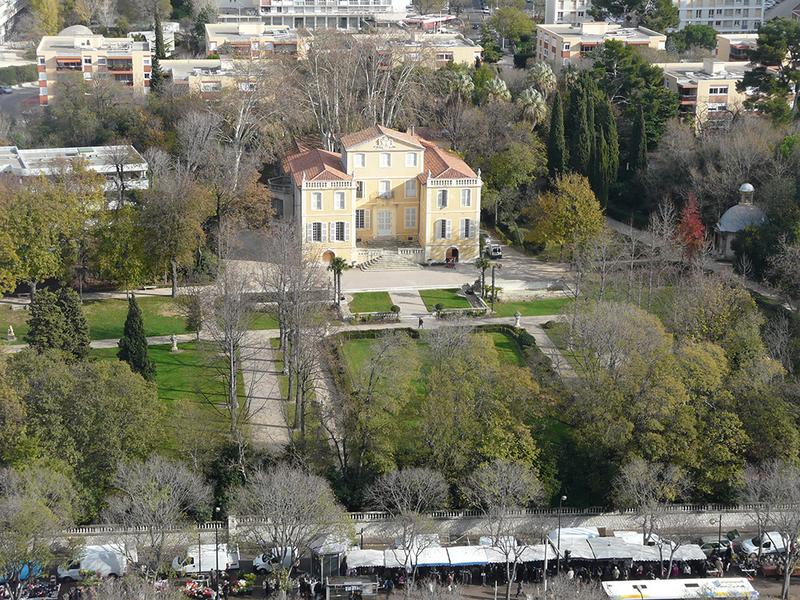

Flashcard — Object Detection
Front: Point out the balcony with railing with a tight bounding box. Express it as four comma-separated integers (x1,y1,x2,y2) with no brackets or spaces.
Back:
55,59,82,71
106,59,133,73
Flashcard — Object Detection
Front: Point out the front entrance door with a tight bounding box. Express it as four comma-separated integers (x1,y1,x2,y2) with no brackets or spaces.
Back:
377,210,392,237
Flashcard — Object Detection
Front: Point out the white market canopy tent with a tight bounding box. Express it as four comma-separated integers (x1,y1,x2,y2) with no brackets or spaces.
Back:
555,540,709,563
346,549,385,569
447,546,490,566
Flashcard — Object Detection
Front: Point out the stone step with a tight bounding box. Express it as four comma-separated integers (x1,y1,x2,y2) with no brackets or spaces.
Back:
359,253,422,271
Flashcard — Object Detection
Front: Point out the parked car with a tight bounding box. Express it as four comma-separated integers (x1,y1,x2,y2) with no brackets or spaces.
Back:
485,243,503,259
253,548,295,574
57,544,131,581
698,536,733,557
736,532,786,557
0,87,12,94
172,544,240,576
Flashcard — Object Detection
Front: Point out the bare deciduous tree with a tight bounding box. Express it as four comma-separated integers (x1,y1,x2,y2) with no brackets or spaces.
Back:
366,468,449,597
103,456,211,582
613,458,691,576
232,464,349,563
463,460,544,600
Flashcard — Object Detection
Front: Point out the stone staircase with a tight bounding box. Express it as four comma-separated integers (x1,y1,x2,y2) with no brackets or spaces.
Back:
358,252,422,271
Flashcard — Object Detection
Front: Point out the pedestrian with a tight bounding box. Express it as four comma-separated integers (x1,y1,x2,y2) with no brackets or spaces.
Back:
264,576,272,598
418,316,424,329
566,567,574,580
516,579,523,597
481,569,486,587
612,565,620,580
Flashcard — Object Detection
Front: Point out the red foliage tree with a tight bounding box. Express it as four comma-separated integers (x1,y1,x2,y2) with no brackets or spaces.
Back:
678,193,705,259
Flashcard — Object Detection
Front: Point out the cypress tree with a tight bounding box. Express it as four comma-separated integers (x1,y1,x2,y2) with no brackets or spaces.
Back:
58,288,91,360
26,290,68,355
595,95,619,194
118,295,156,381
547,91,567,180
567,85,591,175
629,106,648,174
593,130,611,207
154,8,166,59
150,55,164,94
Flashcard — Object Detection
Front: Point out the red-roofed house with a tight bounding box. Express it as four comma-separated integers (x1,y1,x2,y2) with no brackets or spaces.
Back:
275,125,482,265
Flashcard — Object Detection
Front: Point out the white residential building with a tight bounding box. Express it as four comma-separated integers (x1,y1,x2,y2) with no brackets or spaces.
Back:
677,0,765,32
0,145,149,193
0,0,25,41
127,21,180,56
544,0,593,25
214,0,407,30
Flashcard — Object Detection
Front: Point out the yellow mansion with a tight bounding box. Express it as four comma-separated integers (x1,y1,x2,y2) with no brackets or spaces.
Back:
276,125,482,265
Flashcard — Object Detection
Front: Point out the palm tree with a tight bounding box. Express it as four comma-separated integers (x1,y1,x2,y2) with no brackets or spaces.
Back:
486,78,511,102
525,62,557,98
475,256,491,298
327,257,348,307
517,87,548,130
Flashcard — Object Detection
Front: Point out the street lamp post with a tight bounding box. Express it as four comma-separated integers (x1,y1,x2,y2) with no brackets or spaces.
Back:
490,263,501,311
711,515,723,546
215,507,221,595
556,495,567,574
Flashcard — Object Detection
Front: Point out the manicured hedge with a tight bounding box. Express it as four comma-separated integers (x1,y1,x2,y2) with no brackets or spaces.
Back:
0,64,37,86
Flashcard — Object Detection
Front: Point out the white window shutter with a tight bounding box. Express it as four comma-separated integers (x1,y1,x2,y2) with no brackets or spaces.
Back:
345,221,351,241
364,210,371,229
329,222,335,242
460,218,466,239
306,223,313,242
321,222,327,242
446,219,452,239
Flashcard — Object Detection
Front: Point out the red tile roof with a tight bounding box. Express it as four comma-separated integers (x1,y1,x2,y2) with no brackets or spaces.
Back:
339,124,424,150
417,139,477,183
282,148,351,187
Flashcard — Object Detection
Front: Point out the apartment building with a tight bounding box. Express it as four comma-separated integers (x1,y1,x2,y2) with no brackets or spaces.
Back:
354,31,483,67
273,125,482,265
535,22,666,73
0,145,149,193
36,25,151,106
214,0,407,30
715,32,757,60
161,59,239,93
204,23,303,56
677,0,764,32
544,0,593,25
0,0,25,41
127,21,180,57
660,59,748,126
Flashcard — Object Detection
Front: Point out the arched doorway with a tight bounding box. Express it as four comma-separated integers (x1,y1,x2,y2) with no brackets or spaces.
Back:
446,247,459,264
322,250,335,263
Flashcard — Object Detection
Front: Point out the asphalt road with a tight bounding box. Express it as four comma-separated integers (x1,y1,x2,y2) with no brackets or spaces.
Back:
0,85,39,119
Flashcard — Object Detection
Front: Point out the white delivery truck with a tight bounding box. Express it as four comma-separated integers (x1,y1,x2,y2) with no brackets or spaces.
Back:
57,544,132,581
172,544,240,576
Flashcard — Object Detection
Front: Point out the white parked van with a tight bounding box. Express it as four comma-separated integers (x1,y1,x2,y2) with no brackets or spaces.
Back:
253,548,295,574
738,532,786,557
172,544,240,576
57,544,132,581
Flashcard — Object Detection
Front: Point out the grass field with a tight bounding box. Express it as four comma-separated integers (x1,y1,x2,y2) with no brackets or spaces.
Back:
348,291,394,313
91,342,240,452
1,295,278,345
418,288,471,311
491,297,571,317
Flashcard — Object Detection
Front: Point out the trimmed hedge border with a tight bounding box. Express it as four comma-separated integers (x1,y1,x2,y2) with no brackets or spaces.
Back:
0,64,37,86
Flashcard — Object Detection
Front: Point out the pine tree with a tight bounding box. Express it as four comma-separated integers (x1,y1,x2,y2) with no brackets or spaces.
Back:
567,85,591,175
547,91,567,180
58,288,91,360
118,295,156,381
629,106,648,174
25,290,68,354
150,54,164,94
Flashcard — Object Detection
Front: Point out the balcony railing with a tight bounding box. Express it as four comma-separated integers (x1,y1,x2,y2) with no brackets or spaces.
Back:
107,61,133,72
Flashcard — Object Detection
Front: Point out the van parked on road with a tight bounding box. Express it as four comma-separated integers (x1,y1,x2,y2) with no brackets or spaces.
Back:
172,544,240,576
57,544,131,581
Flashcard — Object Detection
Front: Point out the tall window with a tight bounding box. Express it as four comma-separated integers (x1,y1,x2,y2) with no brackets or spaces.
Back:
405,179,416,198
437,189,448,209
436,219,450,240
379,153,391,168
356,181,364,199
334,221,345,241
309,222,322,242
379,180,391,198
462,218,472,239
405,152,417,167
354,153,365,168
334,191,345,210
311,192,322,210
404,207,417,229
356,209,369,229
461,189,472,207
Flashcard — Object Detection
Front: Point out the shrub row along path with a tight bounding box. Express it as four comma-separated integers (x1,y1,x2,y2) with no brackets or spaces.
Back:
2,316,575,450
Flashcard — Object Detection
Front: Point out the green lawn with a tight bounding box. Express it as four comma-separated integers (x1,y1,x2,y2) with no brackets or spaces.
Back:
418,289,471,311
492,297,572,317
348,291,394,313
91,341,239,452
1,295,278,346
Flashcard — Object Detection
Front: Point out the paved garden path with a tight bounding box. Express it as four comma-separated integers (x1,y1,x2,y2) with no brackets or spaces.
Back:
388,290,430,319
240,329,291,450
